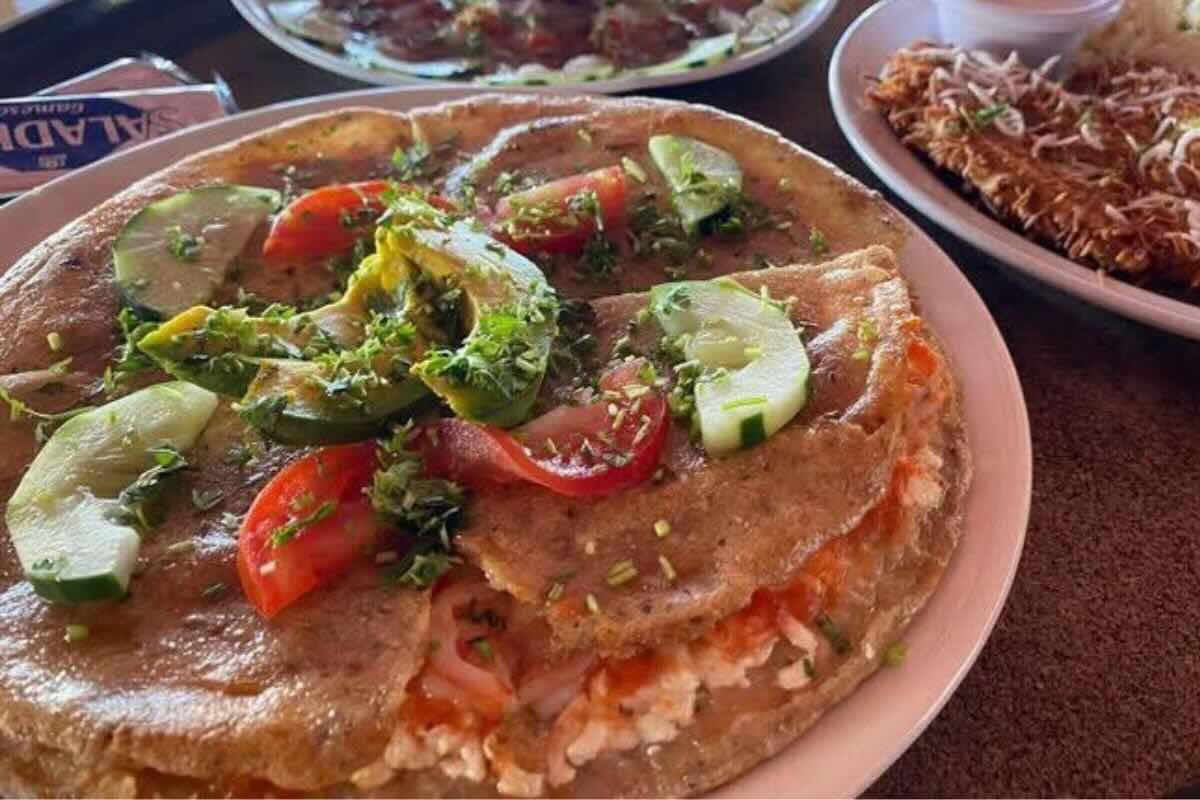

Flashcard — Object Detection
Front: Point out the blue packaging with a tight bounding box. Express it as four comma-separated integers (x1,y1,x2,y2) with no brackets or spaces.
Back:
0,85,233,197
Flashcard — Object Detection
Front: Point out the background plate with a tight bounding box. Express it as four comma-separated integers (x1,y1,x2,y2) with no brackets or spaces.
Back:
0,85,1030,798
229,0,837,93
830,0,1200,341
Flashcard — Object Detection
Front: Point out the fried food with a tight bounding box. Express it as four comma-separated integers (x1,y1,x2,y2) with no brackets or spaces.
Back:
869,43,1200,287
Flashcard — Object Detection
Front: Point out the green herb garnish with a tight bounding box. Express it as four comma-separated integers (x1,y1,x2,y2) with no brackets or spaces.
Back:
883,640,909,667
112,445,189,528
970,103,1010,131
815,612,851,655
268,500,338,548
165,225,204,262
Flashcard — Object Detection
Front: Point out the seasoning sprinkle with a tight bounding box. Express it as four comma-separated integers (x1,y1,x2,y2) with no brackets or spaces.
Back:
621,156,647,183
469,636,494,661
607,559,639,586
611,407,628,431
883,640,909,667
584,540,596,556
47,331,64,352
653,519,672,538
585,592,601,615
191,486,225,511
201,581,227,599
165,539,196,556
658,554,677,582
64,624,89,643
546,581,565,604
623,384,650,399
607,402,619,417
815,613,851,655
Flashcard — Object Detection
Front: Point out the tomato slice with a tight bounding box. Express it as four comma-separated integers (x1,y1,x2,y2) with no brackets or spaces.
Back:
492,166,628,256
415,359,668,497
262,181,455,262
236,442,387,617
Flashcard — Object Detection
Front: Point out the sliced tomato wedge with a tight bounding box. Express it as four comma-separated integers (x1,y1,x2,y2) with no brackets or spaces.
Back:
492,166,628,256
236,442,387,617
415,359,668,497
262,180,455,262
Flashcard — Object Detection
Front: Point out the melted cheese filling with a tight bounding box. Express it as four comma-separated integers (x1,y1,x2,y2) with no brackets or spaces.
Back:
350,335,952,796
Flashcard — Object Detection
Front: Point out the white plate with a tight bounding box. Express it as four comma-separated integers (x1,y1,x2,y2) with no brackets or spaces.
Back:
830,0,1200,341
229,0,837,92
0,0,74,34
0,86,1030,798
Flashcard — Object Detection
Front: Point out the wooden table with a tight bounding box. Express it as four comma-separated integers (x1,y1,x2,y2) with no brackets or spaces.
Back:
6,1,1199,796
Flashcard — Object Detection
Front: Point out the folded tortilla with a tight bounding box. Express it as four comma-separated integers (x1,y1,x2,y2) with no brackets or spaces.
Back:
0,96,966,798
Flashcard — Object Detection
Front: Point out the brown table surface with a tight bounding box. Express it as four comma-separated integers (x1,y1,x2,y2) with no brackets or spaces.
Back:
7,1,1200,797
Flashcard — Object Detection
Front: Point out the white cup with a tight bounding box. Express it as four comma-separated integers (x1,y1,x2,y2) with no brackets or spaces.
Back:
934,0,1125,74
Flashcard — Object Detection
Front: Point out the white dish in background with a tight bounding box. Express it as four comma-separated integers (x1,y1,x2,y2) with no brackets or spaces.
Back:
933,0,1122,70
228,0,837,92
830,0,1200,341
0,85,1030,798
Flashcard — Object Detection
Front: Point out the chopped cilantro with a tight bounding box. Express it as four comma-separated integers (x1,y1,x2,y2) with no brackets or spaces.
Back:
165,225,204,262
809,226,828,256
112,445,189,528
64,624,89,643
815,613,852,655
268,499,338,548
393,141,432,181
108,307,161,393
371,423,466,589
970,103,1010,131
883,640,909,667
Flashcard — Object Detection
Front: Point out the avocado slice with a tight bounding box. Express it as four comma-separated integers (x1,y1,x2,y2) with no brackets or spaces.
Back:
136,241,431,443
378,215,558,428
137,247,406,397
137,193,556,439
6,382,218,604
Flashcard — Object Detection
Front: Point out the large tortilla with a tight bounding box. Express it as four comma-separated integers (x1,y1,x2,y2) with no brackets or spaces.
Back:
0,95,964,798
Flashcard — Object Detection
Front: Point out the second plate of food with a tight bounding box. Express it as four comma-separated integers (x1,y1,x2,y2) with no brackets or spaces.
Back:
231,0,837,91
0,87,1028,798
830,0,1200,340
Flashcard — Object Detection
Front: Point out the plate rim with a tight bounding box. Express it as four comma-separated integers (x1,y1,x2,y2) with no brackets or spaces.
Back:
0,84,1030,799
828,0,1200,341
227,0,838,93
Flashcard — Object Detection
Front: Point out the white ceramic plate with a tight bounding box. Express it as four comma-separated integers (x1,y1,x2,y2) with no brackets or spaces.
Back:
0,0,74,34
830,0,1200,341
0,86,1029,798
229,0,837,92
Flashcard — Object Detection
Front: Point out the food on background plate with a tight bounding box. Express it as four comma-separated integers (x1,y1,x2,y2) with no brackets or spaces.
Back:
1079,0,1200,73
0,94,969,797
265,0,809,85
868,43,1200,290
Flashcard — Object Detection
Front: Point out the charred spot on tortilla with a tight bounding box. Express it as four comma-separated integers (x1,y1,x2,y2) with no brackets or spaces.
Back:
0,96,966,799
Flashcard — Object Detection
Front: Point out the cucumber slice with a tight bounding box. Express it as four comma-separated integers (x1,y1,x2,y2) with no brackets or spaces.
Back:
639,33,737,76
481,56,617,86
343,38,479,78
650,278,808,455
113,185,280,319
6,382,218,604
648,134,743,234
